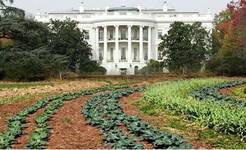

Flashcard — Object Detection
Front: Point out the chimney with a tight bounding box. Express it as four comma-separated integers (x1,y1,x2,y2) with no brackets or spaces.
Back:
79,2,85,13
137,5,142,13
105,6,109,12
162,1,168,12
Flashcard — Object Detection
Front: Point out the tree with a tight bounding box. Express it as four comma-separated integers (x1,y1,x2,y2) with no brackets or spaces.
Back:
159,21,211,75
208,0,246,76
0,0,13,7
48,18,92,72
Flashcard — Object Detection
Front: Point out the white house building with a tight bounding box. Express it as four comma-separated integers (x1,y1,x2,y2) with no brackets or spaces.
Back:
35,2,213,75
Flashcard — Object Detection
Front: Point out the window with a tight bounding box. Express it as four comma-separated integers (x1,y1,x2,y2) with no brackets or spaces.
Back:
110,48,114,61
99,29,104,41
143,29,148,41
158,30,162,40
144,50,148,60
84,30,89,40
121,48,126,60
99,48,103,61
109,29,114,40
132,29,139,40
133,48,138,61
120,28,127,40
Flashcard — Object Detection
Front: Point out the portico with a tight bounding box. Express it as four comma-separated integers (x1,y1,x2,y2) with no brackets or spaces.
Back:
95,25,152,64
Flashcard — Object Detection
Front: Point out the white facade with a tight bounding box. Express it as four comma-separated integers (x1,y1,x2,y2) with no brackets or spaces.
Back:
35,3,213,75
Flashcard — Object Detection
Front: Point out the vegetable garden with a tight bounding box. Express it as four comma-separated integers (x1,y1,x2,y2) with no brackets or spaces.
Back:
144,78,246,139
0,77,246,149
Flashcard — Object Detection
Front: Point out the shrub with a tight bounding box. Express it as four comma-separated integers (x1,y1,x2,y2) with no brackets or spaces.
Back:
207,53,246,76
79,59,106,75
139,59,164,75
4,54,45,81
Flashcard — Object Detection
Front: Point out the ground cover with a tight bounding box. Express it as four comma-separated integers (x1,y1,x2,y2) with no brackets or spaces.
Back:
143,78,246,138
83,87,191,149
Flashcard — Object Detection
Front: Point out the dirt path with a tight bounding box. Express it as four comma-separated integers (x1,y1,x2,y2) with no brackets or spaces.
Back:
119,92,212,149
12,106,47,149
46,95,106,149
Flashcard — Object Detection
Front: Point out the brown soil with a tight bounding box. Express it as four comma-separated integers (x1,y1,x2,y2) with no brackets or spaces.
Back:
0,83,104,133
119,92,212,149
46,95,106,149
0,98,39,132
219,83,246,98
12,105,47,149
0,81,105,98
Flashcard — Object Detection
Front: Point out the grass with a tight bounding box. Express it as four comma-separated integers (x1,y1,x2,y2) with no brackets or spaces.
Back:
232,86,246,99
134,99,246,149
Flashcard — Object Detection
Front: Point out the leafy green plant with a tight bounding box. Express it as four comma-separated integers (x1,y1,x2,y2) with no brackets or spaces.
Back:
144,78,246,137
83,88,191,149
191,80,246,108
232,86,246,98
0,84,128,149
25,85,129,149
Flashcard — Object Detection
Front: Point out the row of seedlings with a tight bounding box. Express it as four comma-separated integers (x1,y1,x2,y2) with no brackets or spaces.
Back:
0,85,128,149
83,87,192,149
25,85,129,149
191,80,246,108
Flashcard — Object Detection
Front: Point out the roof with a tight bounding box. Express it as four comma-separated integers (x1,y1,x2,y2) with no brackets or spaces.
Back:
107,6,139,12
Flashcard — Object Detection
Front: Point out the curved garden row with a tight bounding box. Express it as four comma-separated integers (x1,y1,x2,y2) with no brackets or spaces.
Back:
191,80,246,108
82,87,191,149
0,85,128,149
143,78,246,137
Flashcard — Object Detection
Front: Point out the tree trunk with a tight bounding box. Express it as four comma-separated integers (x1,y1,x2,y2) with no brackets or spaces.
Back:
59,72,63,80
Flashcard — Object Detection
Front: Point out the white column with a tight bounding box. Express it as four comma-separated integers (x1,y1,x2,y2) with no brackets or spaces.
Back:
103,26,107,63
148,26,152,61
115,25,119,63
95,27,99,60
139,26,144,63
128,25,132,63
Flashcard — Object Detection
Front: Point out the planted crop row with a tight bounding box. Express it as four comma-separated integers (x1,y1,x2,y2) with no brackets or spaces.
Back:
232,86,246,98
25,84,129,149
0,85,128,149
144,79,246,136
83,88,191,149
191,80,246,108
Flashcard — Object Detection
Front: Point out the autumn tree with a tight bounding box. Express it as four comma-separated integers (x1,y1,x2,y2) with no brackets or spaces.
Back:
208,0,246,75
